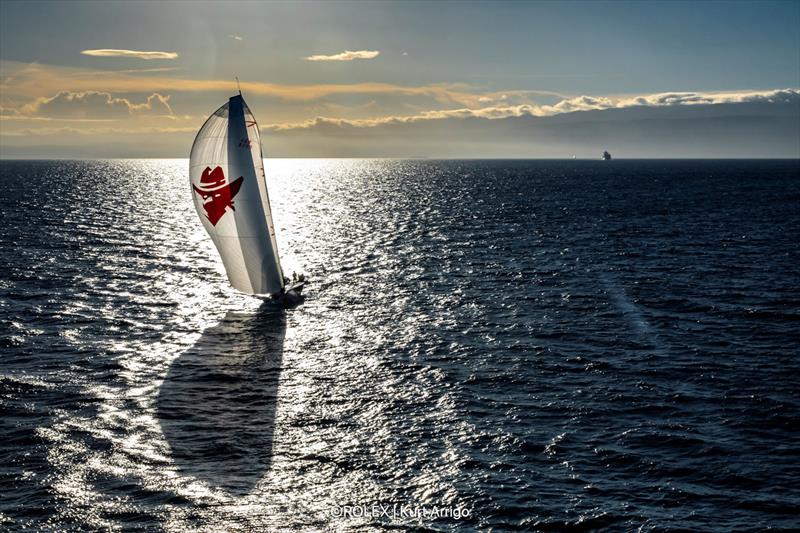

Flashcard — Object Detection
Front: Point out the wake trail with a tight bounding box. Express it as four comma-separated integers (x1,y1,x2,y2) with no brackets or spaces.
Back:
599,272,666,355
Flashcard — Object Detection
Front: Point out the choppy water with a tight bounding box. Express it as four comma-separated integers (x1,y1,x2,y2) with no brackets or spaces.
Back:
1,159,799,531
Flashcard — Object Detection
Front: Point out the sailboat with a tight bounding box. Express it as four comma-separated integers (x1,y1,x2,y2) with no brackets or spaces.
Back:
189,89,303,304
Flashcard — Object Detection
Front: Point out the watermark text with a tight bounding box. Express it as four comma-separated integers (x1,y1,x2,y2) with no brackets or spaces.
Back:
330,503,471,521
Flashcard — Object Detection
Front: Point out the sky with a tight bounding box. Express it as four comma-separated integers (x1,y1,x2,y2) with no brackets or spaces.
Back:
1,0,798,158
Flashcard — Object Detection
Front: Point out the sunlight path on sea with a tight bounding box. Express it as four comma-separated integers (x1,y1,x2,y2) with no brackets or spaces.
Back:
35,160,474,530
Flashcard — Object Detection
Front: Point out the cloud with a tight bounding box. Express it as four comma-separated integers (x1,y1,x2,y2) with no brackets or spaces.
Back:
256,100,800,159
81,49,179,60
263,104,553,131
528,88,800,115
17,91,173,119
615,89,800,107
0,105,21,117
305,50,380,61
3,62,795,114
0,125,197,137
263,105,537,131
228,35,243,41
0,60,480,105
3,94,798,159
2,57,797,157
109,67,181,74
545,95,615,113
264,89,800,131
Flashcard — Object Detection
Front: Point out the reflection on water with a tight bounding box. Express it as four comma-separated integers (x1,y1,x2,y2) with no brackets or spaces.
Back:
157,306,286,495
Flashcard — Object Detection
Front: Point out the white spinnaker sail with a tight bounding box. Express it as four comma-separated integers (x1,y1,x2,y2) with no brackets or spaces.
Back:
189,95,284,295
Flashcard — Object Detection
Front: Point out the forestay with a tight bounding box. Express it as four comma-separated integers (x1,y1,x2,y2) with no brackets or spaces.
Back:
189,95,284,295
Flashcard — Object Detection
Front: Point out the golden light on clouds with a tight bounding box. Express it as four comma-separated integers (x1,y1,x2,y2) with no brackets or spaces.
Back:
305,50,380,61
1,57,797,160
0,61,481,105
81,49,179,60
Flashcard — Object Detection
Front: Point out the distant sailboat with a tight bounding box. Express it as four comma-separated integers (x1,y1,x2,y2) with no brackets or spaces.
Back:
189,90,303,303
602,150,612,160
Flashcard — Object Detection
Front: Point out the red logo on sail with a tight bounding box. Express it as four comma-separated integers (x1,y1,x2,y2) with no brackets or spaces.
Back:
192,166,244,226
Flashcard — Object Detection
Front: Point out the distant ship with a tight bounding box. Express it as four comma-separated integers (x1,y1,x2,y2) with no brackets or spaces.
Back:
602,151,612,161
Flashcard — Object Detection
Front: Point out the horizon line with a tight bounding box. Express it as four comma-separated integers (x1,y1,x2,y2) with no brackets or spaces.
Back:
2,157,799,161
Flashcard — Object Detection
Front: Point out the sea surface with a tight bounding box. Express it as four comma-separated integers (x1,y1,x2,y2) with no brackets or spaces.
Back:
1,159,799,531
